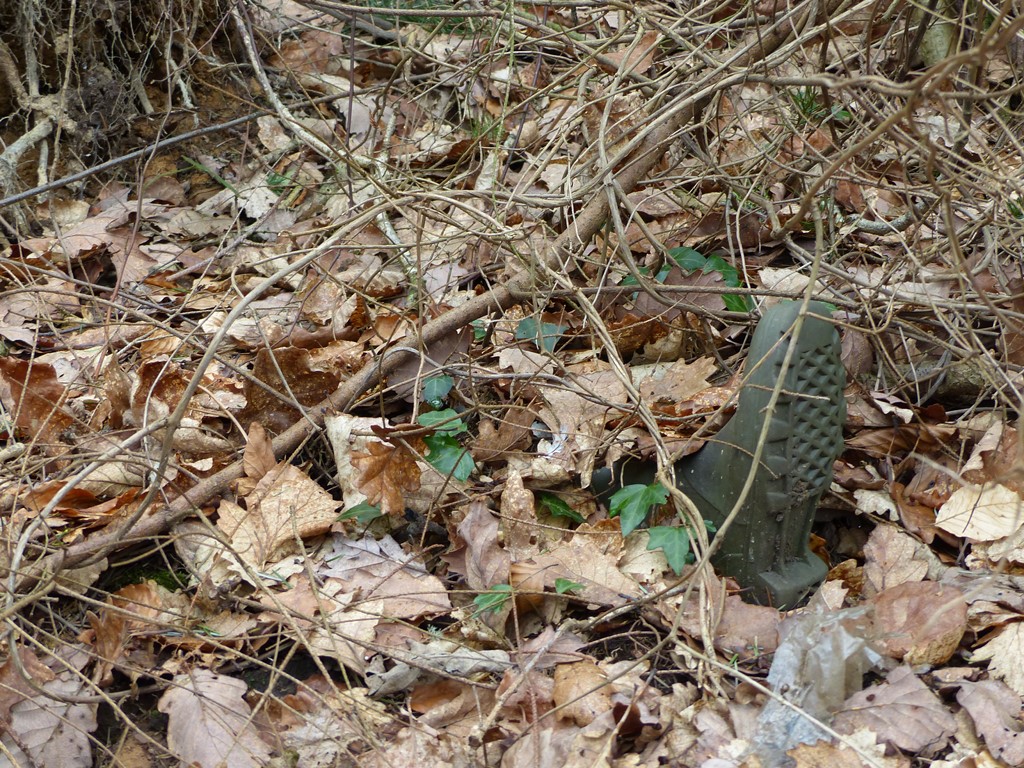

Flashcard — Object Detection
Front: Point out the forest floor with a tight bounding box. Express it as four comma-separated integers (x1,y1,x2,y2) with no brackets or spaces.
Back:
1,0,1024,766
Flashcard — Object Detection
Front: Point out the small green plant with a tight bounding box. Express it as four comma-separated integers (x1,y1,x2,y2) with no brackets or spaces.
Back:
473,584,513,616
625,248,752,313
788,87,851,125
666,247,753,312
515,317,568,353
417,409,474,481
537,492,585,524
181,155,238,194
646,526,694,575
554,578,584,595
339,501,383,525
467,116,506,144
608,482,669,536
422,375,454,409
609,482,719,574
646,520,716,575
1007,194,1024,220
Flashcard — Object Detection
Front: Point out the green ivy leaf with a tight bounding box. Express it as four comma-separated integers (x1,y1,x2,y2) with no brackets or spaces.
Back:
417,409,467,435
609,482,669,536
538,492,584,524
647,526,694,575
555,578,585,595
666,247,707,272
723,292,753,313
422,376,454,408
423,434,474,480
619,266,652,287
667,249,751,313
515,317,566,353
338,501,383,525
704,254,741,287
473,584,512,615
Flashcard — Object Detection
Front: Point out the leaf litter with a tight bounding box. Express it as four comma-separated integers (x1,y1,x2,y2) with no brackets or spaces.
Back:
1,0,1024,766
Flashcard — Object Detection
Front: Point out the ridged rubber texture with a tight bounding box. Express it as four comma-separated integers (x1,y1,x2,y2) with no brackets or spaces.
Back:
593,301,846,608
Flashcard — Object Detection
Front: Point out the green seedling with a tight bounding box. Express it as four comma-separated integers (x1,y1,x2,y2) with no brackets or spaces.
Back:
538,492,585,524
417,410,474,481
609,482,669,536
666,247,753,312
473,584,513,616
554,578,584,595
422,375,454,409
181,155,238,194
339,502,384,525
515,317,568,353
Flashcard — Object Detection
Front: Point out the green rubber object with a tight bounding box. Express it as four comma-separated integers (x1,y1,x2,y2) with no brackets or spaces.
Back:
596,301,846,608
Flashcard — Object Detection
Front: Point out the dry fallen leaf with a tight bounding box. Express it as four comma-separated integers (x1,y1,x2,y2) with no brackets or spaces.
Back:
242,421,276,482
862,524,931,595
935,482,1024,541
0,648,55,723
869,580,966,665
833,665,955,756
956,679,1024,765
0,357,75,452
216,463,339,575
158,670,272,768
552,660,613,727
350,439,421,517
971,621,1024,697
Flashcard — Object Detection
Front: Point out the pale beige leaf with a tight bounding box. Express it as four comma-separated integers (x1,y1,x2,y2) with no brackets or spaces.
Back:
936,483,1024,541
457,501,511,591
501,469,537,559
862,524,930,594
532,522,642,608
635,356,716,406
0,648,55,722
972,622,1024,696
216,464,339,572
158,670,271,768
552,660,612,727
318,533,452,618
786,727,910,767
1,657,97,768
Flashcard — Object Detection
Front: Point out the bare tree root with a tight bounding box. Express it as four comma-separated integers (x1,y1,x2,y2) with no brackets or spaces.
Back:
12,0,849,594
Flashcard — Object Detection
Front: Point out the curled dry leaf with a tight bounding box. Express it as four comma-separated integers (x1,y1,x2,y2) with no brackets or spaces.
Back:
0,648,56,722
0,357,75,452
869,580,967,665
242,421,276,482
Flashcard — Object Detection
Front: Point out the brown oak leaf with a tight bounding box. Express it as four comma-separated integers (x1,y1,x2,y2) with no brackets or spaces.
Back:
351,439,421,516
